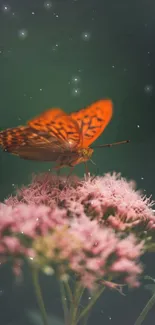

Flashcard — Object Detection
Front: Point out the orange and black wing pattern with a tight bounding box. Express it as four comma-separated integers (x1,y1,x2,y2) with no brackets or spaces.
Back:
70,99,113,148
0,99,113,165
0,108,81,161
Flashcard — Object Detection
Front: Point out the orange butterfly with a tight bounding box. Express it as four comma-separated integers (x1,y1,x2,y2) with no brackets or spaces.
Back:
0,99,129,169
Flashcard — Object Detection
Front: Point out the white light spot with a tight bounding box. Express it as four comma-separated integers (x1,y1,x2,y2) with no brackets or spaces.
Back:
52,43,59,51
32,11,35,15
72,88,81,96
112,65,115,68
144,84,153,94
71,75,80,83
53,12,59,17
39,88,43,91
18,29,28,40
44,1,52,9
2,4,10,12
137,124,140,128
141,177,144,180
81,32,91,41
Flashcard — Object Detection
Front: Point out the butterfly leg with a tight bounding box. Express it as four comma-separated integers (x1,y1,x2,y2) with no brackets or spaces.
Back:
91,165,100,181
66,166,74,181
84,161,89,179
56,168,61,177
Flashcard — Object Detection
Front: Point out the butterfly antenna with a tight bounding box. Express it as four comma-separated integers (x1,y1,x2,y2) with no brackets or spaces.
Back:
90,159,96,165
92,140,130,149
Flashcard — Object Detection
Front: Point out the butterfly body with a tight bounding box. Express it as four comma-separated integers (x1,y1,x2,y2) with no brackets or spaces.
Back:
56,147,94,168
0,99,113,169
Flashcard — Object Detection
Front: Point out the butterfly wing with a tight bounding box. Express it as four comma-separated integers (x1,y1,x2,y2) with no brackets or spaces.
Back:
70,99,113,147
15,143,79,163
28,108,66,132
0,108,82,162
0,126,32,153
28,108,81,149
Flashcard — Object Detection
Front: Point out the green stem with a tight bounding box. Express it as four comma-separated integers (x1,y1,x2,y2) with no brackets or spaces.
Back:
134,292,155,325
31,266,49,325
64,280,74,306
70,284,85,325
77,286,105,323
82,310,90,325
59,281,69,325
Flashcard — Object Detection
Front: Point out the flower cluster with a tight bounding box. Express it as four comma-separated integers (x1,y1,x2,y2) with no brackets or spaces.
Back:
0,203,143,289
6,173,155,235
0,172,154,289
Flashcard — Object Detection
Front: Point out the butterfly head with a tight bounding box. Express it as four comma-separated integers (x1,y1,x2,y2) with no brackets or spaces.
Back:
76,147,94,164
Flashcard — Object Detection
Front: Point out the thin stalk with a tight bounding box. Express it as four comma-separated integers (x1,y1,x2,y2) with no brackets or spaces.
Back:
31,266,49,325
76,287,85,308
70,284,85,325
64,280,74,306
59,281,69,325
82,310,90,325
134,292,155,325
77,286,105,323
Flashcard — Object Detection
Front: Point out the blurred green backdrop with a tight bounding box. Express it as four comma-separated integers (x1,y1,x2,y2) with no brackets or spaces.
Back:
0,0,155,324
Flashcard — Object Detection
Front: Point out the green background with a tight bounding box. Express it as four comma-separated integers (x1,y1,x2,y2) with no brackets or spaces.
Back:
0,0,155,324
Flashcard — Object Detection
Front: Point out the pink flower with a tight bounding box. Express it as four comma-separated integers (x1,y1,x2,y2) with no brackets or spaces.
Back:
68,216,143,288
5,172,154,235
0,172,154,290
0,203,68,262
0,202,144,290
0,237,21,254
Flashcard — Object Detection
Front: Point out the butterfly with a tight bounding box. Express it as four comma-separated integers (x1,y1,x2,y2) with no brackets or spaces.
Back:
0,99,129,170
